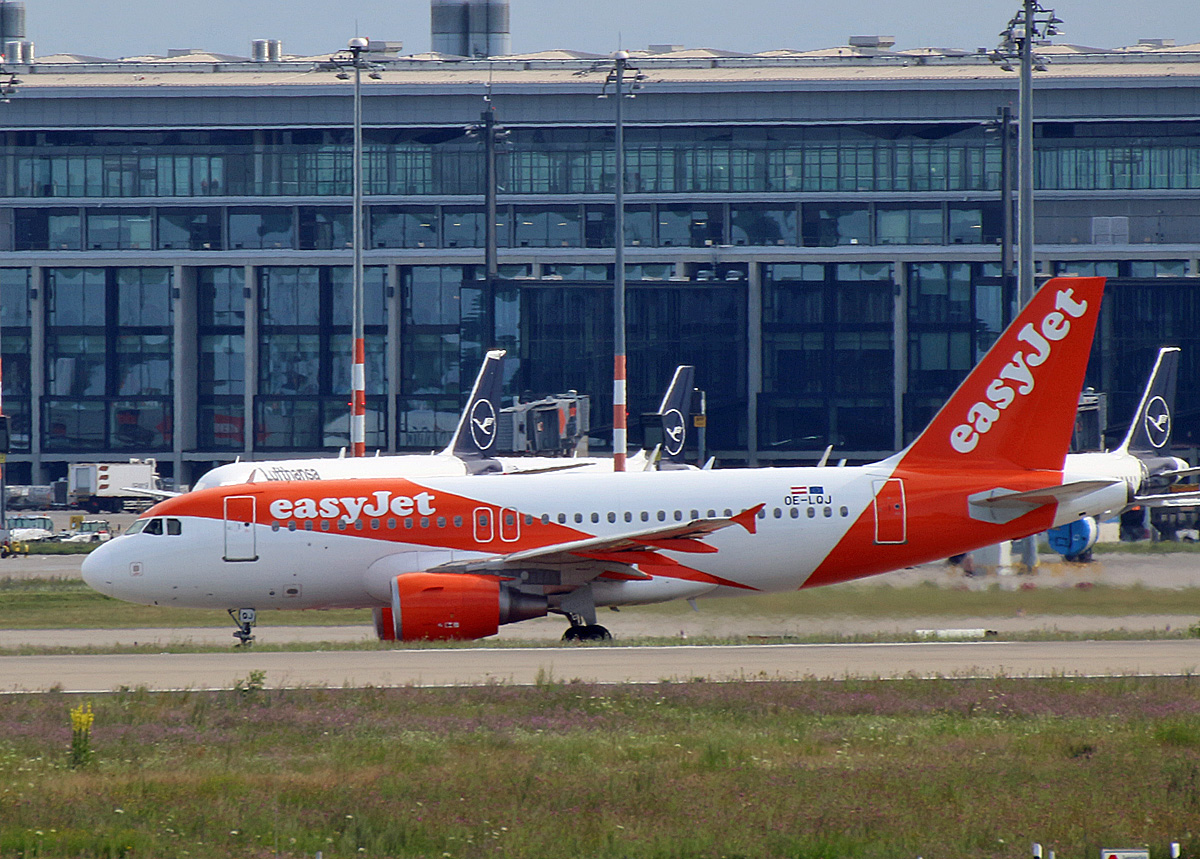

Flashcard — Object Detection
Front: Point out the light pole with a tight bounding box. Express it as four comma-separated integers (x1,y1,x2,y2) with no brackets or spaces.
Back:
600,51,645,471
328,37,380,457
991,1,1061,308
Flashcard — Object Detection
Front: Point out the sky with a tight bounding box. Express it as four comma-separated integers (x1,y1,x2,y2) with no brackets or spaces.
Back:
18,0,1200,60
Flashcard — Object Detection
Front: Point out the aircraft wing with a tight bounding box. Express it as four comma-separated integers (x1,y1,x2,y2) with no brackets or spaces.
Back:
1133,489,1200,508
120,486,182,500
427,504,764,580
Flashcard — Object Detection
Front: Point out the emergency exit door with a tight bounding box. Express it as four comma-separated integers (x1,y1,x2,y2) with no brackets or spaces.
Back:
872,479,907,544
224,495,258,561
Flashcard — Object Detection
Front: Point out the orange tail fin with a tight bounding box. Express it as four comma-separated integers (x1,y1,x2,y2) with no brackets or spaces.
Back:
898,277,1105,472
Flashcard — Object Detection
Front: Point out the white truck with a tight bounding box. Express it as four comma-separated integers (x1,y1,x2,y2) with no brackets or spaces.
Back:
67,459,160,513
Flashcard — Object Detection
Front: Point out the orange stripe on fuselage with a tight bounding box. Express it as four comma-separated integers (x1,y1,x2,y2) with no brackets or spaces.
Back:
803,466,1058,589
145,478,751,588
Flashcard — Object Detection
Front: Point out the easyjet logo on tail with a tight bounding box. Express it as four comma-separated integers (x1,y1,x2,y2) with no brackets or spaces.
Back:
949,288,1090,454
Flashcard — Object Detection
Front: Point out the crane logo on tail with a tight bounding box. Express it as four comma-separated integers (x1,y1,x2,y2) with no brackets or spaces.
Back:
470,400,498,451
1144,396,1170,449
662,408,686,456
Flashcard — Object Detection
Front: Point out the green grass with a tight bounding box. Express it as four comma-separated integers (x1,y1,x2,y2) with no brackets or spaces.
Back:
1,677,1199,858
24,541,102,555
3,575,1200,633
1094,540,1200,554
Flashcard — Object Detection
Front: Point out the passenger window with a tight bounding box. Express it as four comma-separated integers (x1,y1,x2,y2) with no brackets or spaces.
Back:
707,509,716,518
420,517,429,528
337,520,347,531
505,513,515,527
624,512,632,523
387,518,396,529
354,519,364,531
790,508,800,519
557,513,566,524
674,510,683,521
756,509,766,519
824,507,832,518
574,513,583,524
144,518,163,536
288,522,297,532
304,521,313,531
541,514,550,525
723,509,733,517
591,512,599,524
320,520,330,532
404,518,413,529
690,510,699,520
641,511,649,522
437,516,446,528
840,507,849,518
271,523,280,532
773,508,782,519
657,510,666,522
608,512,617,524
807,508,815,519
524,515,534,526
455,516,464,528
167,518,182,535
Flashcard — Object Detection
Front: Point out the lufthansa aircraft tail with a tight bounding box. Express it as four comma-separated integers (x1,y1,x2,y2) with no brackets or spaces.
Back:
1118,346,1180,457
443,349,506,467
897,277,1106,473
655,365,696,466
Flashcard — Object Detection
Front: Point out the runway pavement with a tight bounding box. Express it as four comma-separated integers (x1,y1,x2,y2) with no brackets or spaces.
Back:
1,639,1198,693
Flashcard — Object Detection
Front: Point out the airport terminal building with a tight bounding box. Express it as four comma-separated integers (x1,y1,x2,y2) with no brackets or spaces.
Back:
2,33,1200,484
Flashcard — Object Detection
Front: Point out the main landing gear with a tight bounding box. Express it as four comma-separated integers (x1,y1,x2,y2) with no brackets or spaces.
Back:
229,607,257,646
557,585,612,641
562,621,612,642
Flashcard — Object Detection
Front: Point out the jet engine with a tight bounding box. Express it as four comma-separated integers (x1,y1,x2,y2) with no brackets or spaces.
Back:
373,572,547,641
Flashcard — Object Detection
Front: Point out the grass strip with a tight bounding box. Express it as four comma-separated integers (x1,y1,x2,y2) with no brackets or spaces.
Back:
1,676,1199,858
3,576,1200,629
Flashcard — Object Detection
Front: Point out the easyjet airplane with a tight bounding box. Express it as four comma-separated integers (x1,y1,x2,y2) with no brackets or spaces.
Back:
84,277,1130,644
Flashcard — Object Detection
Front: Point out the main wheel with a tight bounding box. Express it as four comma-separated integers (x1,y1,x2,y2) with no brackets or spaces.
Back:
562,624,612,642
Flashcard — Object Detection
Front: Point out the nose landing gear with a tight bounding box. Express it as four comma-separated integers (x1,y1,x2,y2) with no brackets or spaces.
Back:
229,608,257,646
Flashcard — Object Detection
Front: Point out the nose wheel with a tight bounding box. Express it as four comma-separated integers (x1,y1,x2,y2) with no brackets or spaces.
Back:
228,608,257,646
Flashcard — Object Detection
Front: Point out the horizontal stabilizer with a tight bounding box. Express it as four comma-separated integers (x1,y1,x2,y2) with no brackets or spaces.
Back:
969,480,1122,524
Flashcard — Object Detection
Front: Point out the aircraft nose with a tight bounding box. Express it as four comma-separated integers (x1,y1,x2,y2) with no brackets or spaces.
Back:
80,541,116,596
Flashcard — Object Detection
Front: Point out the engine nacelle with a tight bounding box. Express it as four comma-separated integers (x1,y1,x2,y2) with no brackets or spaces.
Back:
1046,516,1099,561
373,572,547,641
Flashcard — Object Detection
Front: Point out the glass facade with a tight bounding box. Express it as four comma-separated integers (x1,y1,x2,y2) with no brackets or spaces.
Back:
255,266,387,451
3,73,1200,477
43,267,173,451
761,263,896,452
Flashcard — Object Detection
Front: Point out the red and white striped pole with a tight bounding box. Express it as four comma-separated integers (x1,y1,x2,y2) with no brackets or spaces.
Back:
611,51,629,472
349,37,367,458
351,336,366,458
613,355,626,472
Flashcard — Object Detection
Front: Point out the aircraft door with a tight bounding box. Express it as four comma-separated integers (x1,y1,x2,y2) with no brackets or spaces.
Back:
224,495,259,561
872,479,907,544
500,507,520,542
473,507,494,543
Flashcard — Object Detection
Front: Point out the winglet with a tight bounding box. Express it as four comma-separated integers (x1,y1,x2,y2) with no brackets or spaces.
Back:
732,503,765,535
443,349,507,459
897,277,1105,472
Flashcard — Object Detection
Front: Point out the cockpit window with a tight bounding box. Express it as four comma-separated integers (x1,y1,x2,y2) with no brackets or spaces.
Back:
167,518,182,536
126,519,148,535
144,518,164,536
